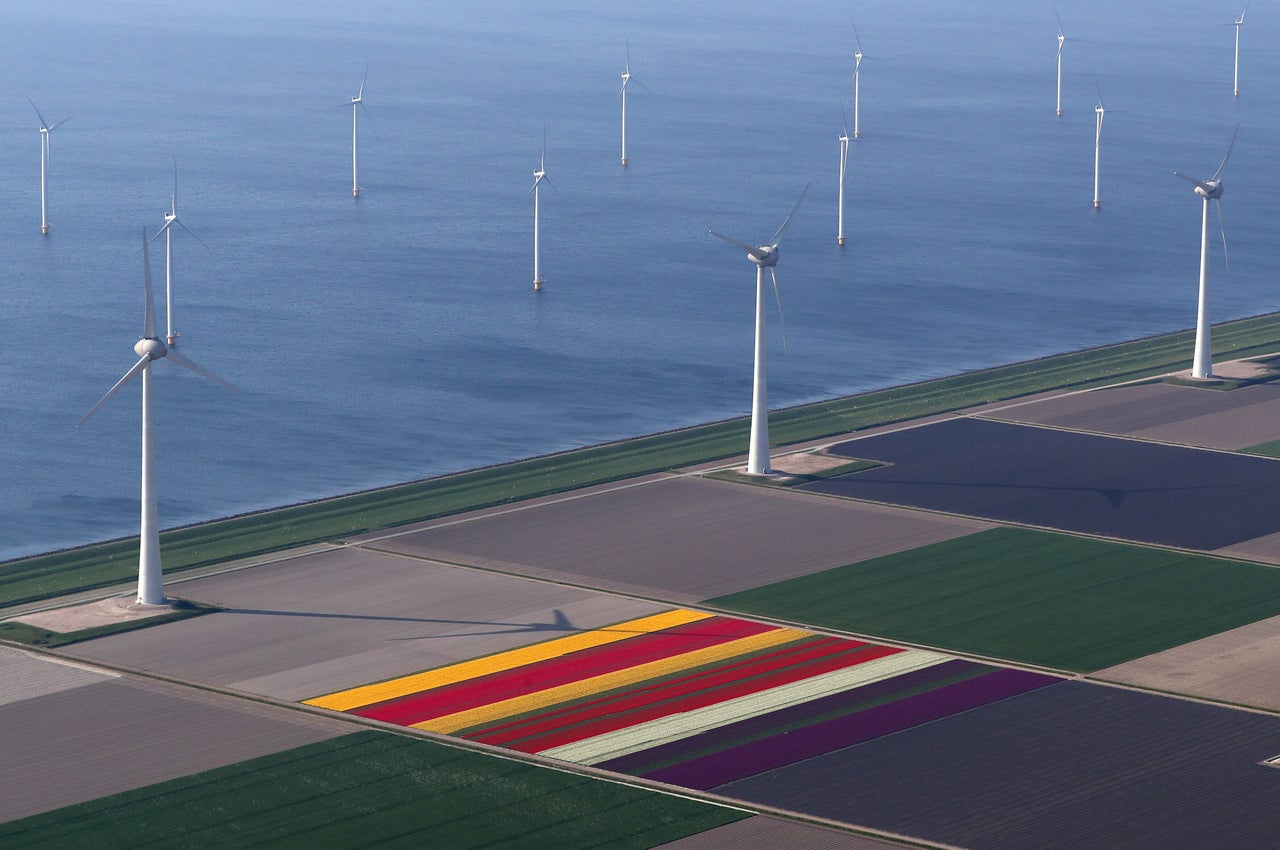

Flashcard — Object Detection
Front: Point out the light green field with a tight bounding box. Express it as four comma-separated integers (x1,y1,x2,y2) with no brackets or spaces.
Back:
707,527,1280,673
0,732,747,849
5,312,1280,609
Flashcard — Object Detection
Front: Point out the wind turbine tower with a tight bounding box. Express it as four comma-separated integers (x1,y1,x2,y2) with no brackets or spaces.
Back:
529,141,557,292
1234,3,1250,96
711,184,809,475
1175,127,1238,379
838,111,850,245
78,229,237,605
852,29,864,139
619,42,645,166
152,159,209,346
26,97,70,236
349,65,370,197
1093,87,1105,208
1055,8,1066,117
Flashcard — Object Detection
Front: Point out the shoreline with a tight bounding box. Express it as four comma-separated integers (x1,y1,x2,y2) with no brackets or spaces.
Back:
4,310,1280,607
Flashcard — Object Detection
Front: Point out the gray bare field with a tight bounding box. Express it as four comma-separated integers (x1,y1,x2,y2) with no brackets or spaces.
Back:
0,674,347,822
1096,614,1280,711
0,645,115,706
63,546,664,701
980,381,1280,449
357,475,991,603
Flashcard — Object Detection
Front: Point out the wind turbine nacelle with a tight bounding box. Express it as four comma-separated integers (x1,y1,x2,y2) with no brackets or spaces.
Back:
1196,182,1224,200
135,338,167,360
749,246,779,267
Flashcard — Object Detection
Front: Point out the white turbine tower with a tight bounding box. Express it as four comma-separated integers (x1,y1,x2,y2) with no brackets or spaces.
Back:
1175,126,1238,380
1234,2,1250,96
1093,84,1105,208
348,64,371,197
26,97,70,236
711,184,809,475
1054,7,1066,117
151,159,210,346
78,229,237,605
852,28,864,139
528,138,558,292
838,108,851,245
619,41,647,166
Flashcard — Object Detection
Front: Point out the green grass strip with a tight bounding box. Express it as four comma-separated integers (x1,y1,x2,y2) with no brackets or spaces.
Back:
0,731,747,849
706,527,1280,673
6,312,1280,609
1240,439,1280,459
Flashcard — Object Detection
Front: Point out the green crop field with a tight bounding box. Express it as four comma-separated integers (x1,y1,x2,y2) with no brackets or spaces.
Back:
0,732,748,849
707,527,1280,672
6,312,1280,610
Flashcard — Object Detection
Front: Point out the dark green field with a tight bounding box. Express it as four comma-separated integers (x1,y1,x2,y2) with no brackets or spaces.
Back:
6,312,1280,610
0,732,747,849
707,527,1280,672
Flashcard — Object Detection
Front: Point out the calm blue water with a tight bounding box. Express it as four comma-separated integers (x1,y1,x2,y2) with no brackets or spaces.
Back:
2,0,1277,561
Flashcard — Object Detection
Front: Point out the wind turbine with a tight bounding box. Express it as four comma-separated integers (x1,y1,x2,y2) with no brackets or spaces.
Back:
348,64,371,197
619,41,647,166
150,159,210,346
852,28,864,139
1054,7,1066,117
528,137,558,291
1175,126,1238,379
78,229,238,605
1093,83,1105,208
710,184,809,475
26,97,70,235
838,107,851,245
1234,2,1250,96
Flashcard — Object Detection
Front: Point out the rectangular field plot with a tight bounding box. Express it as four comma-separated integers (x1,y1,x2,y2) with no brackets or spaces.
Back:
0,732,746,849
706,527,1280,672
716,682,1280,850
807,417,1280,551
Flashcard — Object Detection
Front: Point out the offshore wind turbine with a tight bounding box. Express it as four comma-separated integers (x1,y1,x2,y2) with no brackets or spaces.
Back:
619,41,647,166
1054,7,1066,117
1175,126,1238,379
1093,83,1105,208
1234,2,1250,96
528,138,558,291
150,159,210,346
78,229,237,605
348,64,371,197
710,184,809,475
838,107,850,245
26,97,70,235
852,28,864,139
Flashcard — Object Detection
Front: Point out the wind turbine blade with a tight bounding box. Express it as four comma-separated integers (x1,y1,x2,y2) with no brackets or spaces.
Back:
24,95,48,129
769,182,811,248
48,115,71,131
770,268,789,355
1240,1,1251,24
543,173,562,197
358,61,368,100
1174,172,1214,194
840,100,850,136
1212,124,1240,182
1216,199,1230,271
709,230,756,253
149,220,174,243
78,355,150,426
171,155,179,211
142,228,157,340
853,24,863,55
1053,4,1064,37
165,349,240,392
174,218,212,253
1093,75,1105,109
358,100,377,136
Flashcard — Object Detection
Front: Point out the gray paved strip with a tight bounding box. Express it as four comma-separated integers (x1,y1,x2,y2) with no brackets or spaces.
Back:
652,815,926,850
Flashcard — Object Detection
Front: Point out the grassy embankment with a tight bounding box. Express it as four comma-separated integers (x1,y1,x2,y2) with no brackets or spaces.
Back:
5,313,1280,608
0,731,749,850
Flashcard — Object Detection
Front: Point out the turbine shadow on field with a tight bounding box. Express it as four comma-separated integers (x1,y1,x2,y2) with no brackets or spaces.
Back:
813,477,1236,507
223,606,588,638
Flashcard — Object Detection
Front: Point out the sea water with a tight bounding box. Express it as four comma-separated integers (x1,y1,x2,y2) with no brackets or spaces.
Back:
1,0,1277,560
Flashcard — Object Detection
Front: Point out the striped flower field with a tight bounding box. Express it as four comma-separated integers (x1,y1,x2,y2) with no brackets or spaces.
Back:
306,610,1059,790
